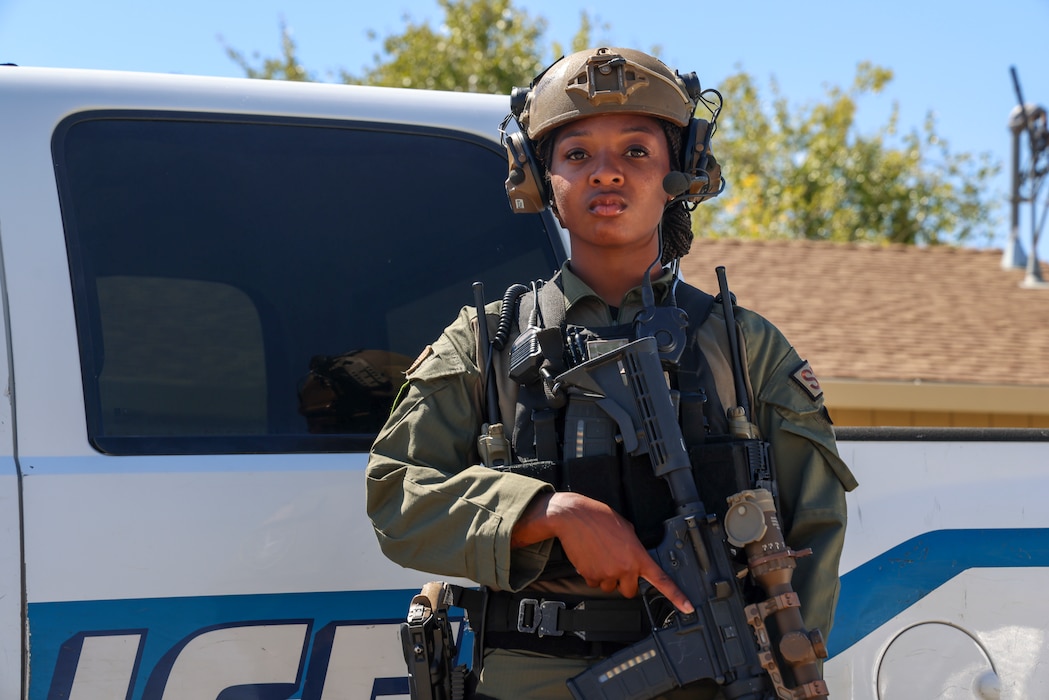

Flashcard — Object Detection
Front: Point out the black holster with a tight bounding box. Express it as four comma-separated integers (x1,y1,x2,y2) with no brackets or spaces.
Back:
400,582,476,700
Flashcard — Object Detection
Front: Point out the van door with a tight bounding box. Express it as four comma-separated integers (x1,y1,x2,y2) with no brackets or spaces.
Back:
18,110,562,699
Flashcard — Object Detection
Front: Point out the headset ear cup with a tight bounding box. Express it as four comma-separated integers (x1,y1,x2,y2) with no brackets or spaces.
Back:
503,131,548,213
683,118,709,174
683,118,723,201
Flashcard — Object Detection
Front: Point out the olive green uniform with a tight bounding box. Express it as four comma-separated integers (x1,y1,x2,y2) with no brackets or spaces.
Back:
367,263,857,698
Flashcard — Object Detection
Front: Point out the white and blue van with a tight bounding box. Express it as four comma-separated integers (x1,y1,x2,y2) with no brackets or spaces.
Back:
1,65,1047,700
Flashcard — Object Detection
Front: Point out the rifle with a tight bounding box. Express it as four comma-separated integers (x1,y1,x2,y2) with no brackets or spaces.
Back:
553,335,828,700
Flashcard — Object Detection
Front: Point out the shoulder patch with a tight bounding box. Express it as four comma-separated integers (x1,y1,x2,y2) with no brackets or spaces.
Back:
791,359,824,400
405,345,434,376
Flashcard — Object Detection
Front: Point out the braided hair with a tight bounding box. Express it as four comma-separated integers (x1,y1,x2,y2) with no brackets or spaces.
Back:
535,120,694,266
659,121,695,264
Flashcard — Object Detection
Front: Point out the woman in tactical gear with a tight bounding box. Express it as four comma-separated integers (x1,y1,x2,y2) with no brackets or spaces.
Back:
367,47,856,700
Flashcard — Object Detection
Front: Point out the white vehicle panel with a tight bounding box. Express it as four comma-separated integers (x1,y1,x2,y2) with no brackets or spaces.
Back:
834,439,1049,574
0,468,22,700
827,568,1049,699
825,436,1049,698
21,454,410,602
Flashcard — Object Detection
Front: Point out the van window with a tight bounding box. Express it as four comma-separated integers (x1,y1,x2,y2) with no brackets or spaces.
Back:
54,111,562,455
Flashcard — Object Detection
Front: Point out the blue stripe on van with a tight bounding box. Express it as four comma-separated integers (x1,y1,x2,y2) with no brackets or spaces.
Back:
828,527,1049,656
28,528,1049,696
29,589,419,700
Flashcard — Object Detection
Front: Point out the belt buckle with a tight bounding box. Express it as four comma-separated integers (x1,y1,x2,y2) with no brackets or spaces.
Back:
517,598,566,637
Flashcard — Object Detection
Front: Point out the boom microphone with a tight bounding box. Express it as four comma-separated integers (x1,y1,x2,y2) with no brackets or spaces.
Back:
662,171,692,197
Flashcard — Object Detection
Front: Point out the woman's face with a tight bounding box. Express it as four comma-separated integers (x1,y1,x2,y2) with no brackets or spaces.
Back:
547,113,673,257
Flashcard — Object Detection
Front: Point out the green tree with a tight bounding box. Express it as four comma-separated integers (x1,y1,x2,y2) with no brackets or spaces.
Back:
344,0,546,92
224,15,998,246
692,62,1000,245
223,1,601,94
221,17,312,82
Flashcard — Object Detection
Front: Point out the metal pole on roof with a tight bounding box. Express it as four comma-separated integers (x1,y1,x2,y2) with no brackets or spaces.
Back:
1026,190,1048,287
1004,113,1028,270
1008,67,1048,288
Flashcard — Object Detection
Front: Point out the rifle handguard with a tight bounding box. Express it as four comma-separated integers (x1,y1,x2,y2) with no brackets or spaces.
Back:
727,489,828,699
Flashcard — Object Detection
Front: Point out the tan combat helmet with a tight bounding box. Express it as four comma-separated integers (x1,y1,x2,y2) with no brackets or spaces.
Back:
516,47,697,139
502,47,722,214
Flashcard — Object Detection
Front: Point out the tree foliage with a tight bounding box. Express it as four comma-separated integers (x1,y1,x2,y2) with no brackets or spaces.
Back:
343,0,547,92
222,1,600,94
222,18,313,82
693,63,1000,245
223,7,1000,246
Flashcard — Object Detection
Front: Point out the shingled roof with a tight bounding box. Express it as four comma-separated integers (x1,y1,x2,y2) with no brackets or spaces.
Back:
679,239,1049,389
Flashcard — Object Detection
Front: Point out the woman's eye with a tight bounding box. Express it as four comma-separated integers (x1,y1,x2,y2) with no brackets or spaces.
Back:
564,149,587,161
626,146,650,158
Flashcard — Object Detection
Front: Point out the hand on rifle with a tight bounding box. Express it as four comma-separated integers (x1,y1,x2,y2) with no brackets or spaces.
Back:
512,491,695,615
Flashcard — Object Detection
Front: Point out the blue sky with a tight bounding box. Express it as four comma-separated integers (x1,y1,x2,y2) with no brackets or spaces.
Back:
3,0,1049,261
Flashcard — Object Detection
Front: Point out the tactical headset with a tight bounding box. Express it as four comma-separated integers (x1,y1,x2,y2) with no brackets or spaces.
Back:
500,47,724,215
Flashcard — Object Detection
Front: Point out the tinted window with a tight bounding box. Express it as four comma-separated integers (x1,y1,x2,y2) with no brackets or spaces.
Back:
55,112,561,455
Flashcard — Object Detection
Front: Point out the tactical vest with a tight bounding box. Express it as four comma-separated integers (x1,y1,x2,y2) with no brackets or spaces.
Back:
493,275,759,549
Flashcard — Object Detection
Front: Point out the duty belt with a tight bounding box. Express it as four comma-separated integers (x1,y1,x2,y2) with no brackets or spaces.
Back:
457,587,652,659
